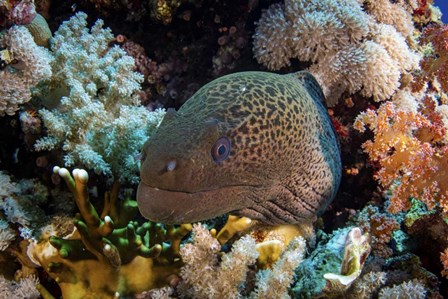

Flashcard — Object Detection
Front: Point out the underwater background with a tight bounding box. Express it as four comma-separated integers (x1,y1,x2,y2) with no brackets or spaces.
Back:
0,0,448,298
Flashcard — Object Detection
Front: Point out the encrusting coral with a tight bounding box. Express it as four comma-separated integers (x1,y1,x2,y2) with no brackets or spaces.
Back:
25,167,192,298
34,12,166,184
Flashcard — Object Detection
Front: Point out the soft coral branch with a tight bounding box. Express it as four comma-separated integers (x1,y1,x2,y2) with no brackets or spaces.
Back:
354,98,448,213
413,24,448,93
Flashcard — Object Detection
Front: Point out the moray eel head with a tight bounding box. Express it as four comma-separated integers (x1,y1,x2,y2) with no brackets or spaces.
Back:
137,71,342,225
138,108,269,224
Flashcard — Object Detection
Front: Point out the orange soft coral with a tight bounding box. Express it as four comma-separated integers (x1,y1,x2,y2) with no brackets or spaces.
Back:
412,24,448,93
354,98,448,214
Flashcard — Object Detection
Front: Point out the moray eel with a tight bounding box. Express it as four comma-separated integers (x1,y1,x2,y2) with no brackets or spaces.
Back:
137,71,342,225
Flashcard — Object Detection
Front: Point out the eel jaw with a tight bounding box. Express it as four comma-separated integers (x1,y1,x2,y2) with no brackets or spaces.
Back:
137,182,261,224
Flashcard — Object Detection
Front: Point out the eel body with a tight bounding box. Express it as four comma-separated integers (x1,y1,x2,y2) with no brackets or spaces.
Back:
137,71,342,225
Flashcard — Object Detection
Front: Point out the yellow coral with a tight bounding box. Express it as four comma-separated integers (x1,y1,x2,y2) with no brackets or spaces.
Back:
216,215,253,245
256,240,283,269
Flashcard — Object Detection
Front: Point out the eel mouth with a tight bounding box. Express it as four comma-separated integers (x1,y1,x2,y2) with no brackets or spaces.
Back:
137,182,260,224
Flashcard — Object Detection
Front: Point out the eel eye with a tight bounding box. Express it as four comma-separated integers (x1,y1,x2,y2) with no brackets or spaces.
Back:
211,136,231,162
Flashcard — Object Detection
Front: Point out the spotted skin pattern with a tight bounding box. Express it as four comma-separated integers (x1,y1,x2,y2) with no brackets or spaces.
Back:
137,71,342,225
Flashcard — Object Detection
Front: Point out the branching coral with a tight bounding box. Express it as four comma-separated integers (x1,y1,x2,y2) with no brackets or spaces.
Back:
354,98,448,214
26,167,191,298
253,0,420,105
34,12,166,184
0,24,52,115
413,23,448,94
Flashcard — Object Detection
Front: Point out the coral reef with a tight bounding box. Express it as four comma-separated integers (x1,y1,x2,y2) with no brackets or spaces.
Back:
0,170,51,239
251,236,307,298
152,222,308,299
347,271,388,298
355,205,400,257
1,0,448,297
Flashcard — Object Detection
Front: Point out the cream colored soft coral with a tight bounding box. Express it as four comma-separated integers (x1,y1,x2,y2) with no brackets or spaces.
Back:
179,223,258,299
253,0,421,105
363,0,414,37
252,3,293,70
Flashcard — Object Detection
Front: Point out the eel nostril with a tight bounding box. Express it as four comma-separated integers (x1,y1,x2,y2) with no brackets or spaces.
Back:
166,160,177,172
